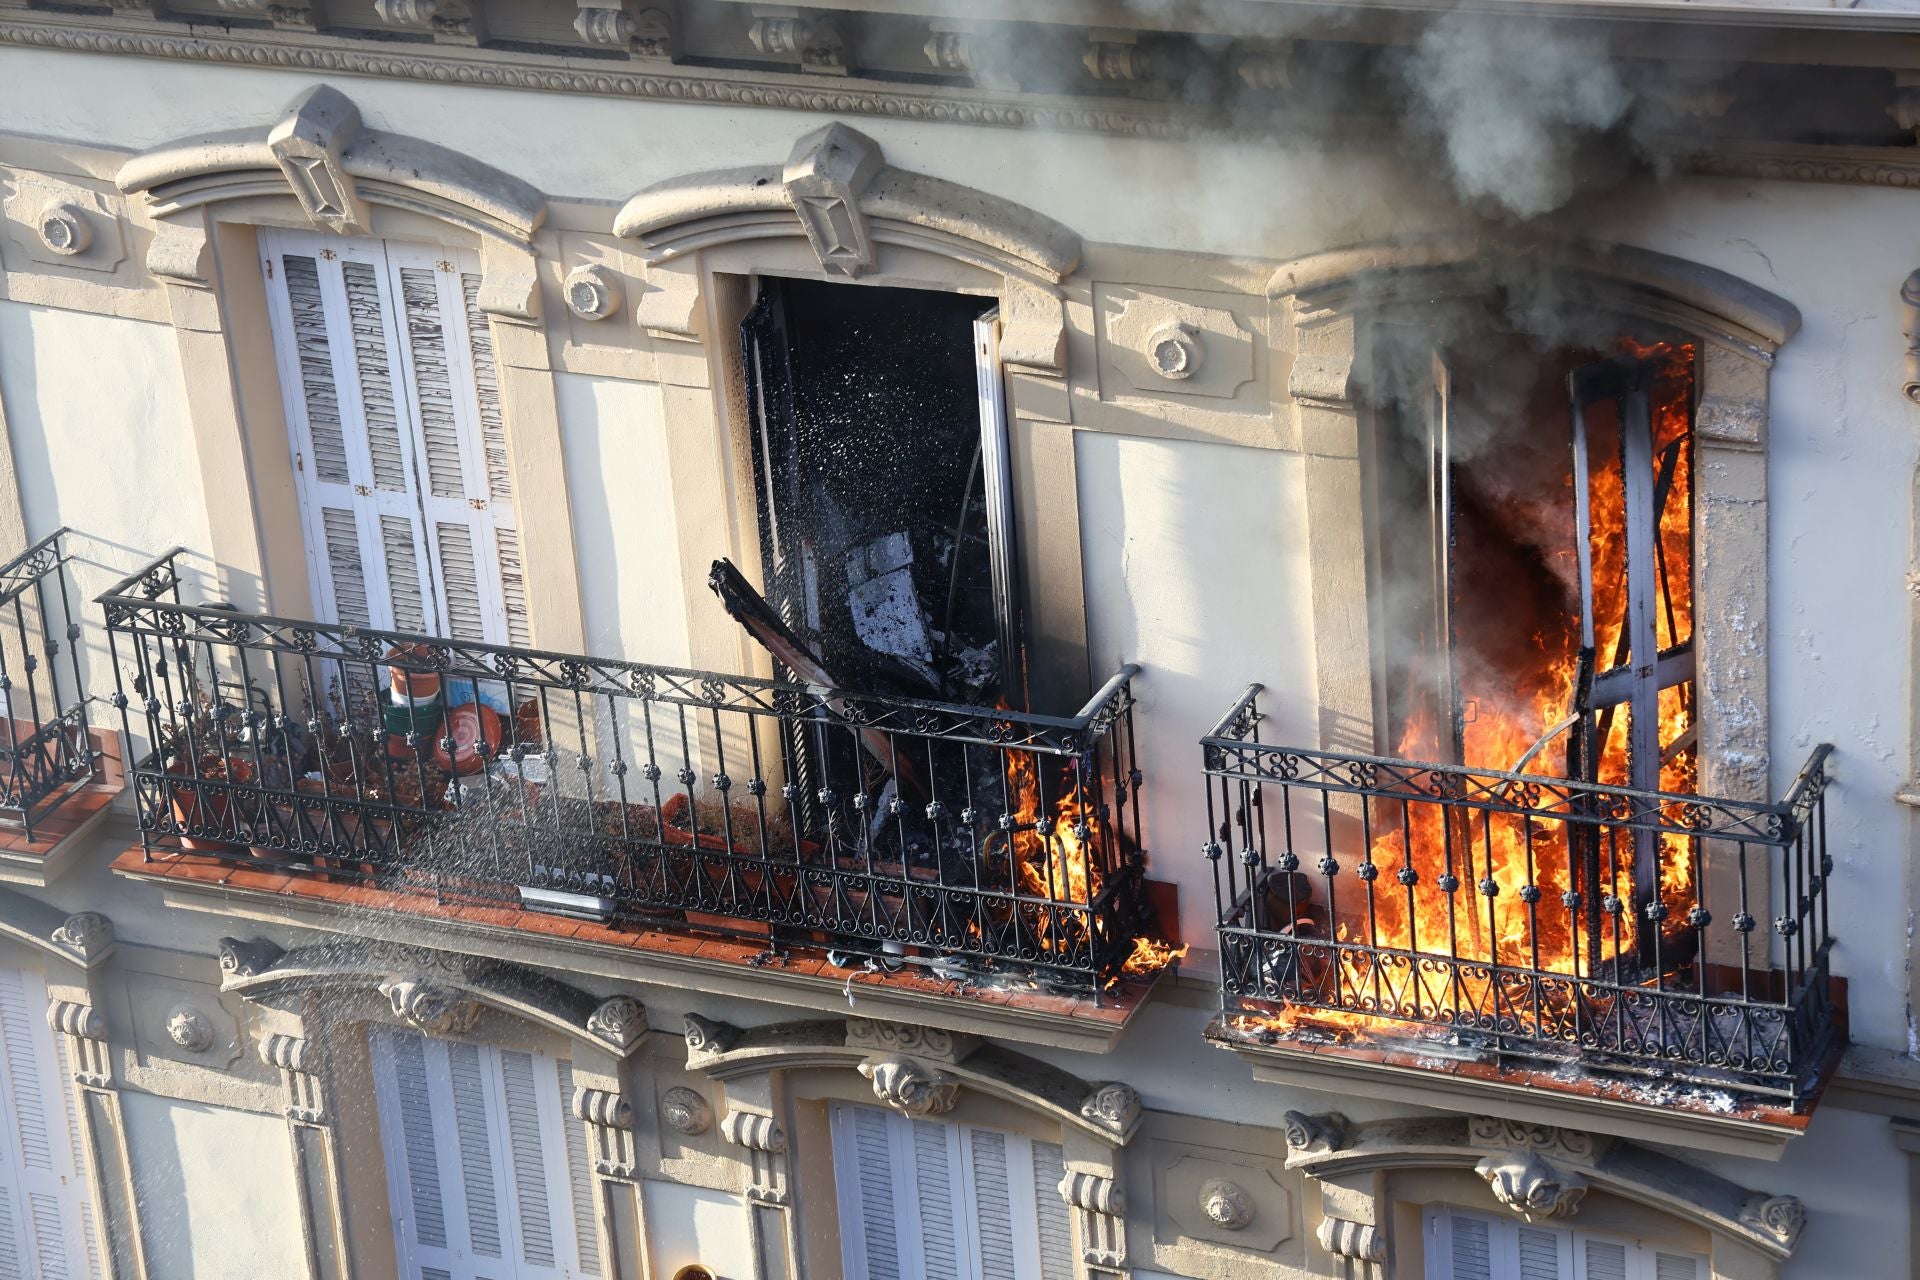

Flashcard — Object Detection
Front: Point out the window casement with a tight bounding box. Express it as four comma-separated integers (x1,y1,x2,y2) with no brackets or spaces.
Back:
259,228,530,653
0,965,100,1278
829,1102,1075,1280
367,1027,600,1280
1425,1206,1705,1280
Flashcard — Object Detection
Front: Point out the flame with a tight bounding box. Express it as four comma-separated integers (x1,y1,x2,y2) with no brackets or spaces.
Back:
1004,748,1099,955
1255,341,1698,1039
1120,935,1187,976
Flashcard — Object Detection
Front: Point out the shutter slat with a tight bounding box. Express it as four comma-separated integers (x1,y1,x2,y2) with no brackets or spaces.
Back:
1516,1225,1563,1280
388,1031,449,1250
852,1107,900,1280
1582,1238,1630,1280
1654,1252,1702,1280
435,522,487,642
321,508,373,629
499,1050,555,1267
380,515,429,635
461,273,513,501
446,1042,502,1259
340,260,410,493
1448,1213,1494,1280
495,527,531,648
281,256,351,485
1030,1141,1074,1280
968,1129,1017,1280
910,1120,960,1280
399,267,467,500
51,1037,99,1280
555,1060,602,1276
0,1186,22,1280
0,971,51,1173
28,1192,68,1280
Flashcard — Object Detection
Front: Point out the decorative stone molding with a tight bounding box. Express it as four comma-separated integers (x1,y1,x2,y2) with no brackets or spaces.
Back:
260,1031,310,1074
721,1107,791,1206
118,83,546,310
1739,1194,1808,1250
1901,269,1920,404
35,204,93,256
1475,1149,1587,1223
686,1016,1139,1144
1236,43,1293,92
858,1055,959,1118
259,1031,326,1122
564,263,624,320
165,1005,216,1053
1060,1169,1124,1216
50,911,113,965
586,994,648,1052
748,8,844,74
1084,30,1152,83
1199,1177,1255,1230
380,979,482,1039
1283,1109,1350,1158
614,123,1084,350
47,997,104,1042
660,1086,713,1136
1894,72,1920,141
216,936,648,1056
845,1018,980,1065
1285,1112,1808,1261
720,1107,786,1153
573,1086,638,1177
1317,1216,1385,1264
1061,1169,1127,1270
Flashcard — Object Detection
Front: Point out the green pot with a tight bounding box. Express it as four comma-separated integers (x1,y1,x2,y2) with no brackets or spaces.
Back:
381,690,445,737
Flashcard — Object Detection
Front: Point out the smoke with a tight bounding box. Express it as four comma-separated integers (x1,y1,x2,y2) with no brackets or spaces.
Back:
1396,14,1637,220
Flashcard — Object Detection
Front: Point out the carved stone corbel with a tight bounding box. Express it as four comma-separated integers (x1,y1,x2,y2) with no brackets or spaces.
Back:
845,1017,980,1065
1474,1149,1587,1223
1078,1083,1142,1141
1900,268,1920,403
1317,1216,1385,1264
1739,1194,1808,1251
1060,1168,1127,1271
573,1085,638,1178
783,123,883,278
586,995,648,1053
1283,1109,1350,1159
1084,29,1152,83
260,1031,324,1122
858,1055,959,1118
266,85,370,236
379,979,482,1039
720,1107,790,1206
684,1013,743,1067
748,7,845,74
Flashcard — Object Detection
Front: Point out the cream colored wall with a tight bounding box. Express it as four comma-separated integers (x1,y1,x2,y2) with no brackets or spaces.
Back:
120,1091,309,1279
641,1178,758,1279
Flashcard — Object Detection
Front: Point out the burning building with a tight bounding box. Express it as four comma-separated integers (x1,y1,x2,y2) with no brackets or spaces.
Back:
0,1,1907,1278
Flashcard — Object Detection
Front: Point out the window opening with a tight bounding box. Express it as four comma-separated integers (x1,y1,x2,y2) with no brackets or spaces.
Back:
1424,1205,1705,1280
0,965,101,1277
739,277,1013,707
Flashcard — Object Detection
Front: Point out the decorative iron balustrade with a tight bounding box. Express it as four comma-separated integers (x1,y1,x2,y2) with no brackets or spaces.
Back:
101,549,1150,988
0,529,99,839
1205,684,1838,1104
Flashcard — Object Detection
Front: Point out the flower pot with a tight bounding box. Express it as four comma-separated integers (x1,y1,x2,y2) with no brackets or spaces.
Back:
166,754,255,854
385,643,443,701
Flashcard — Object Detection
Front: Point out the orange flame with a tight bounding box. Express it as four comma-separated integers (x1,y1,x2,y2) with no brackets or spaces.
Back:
1252,341,1698,1040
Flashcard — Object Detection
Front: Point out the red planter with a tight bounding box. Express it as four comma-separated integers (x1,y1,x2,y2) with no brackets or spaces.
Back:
385,643,443,701
166,754,255,854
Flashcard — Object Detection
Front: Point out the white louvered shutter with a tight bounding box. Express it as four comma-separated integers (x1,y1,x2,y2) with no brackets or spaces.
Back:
1426,1209,1703,1280
262,231,528,650
1650,1253,1704,1280
370,1028,597,1280
832,1103,1065,1280
0,968,98,1279
1578,1238,1629,1280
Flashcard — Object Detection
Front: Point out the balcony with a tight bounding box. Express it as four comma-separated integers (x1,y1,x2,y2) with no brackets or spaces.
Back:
101,549,1160,1018
1201,685,1841,1152
0,529,122,884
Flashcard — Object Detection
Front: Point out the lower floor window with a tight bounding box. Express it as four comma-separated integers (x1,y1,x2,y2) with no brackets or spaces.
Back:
1427,1206,1705,1280
0,964,99,1278
830,1102,1074,1280
369,1027,600,1280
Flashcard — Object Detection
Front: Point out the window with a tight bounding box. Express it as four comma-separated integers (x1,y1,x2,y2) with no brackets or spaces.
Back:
829,1102,1074,1280
0,965,100,1278
259,229,529,651
740,278,1014,705
1425,1206,1705,1280
368,1027,600,1280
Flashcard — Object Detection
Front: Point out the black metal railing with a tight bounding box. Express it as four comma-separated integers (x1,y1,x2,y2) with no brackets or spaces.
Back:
0,529,99,839
102,549,1150,988
1205,684,1838,1104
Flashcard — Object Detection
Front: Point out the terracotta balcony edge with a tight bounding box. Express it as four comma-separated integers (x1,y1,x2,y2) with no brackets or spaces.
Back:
111,843,1163,1055
1203,1014,1840,1162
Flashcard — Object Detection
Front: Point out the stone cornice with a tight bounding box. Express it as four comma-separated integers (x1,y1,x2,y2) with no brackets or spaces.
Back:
5,11,1920,192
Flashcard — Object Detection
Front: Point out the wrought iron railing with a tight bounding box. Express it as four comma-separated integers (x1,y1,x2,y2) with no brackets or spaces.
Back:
0,529,99,839
1205,684,1838,1104
102,549,1150,988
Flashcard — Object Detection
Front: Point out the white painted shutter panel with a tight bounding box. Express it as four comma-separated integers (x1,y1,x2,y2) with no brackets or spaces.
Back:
968,1129,1020,1280
1652,1253,1703,1280
385,246,527,648
0,969,95,1280
1028,1141,1074,1280
554,1061,602,1278
911,1120,963,1280
1447,1213,1495,1280
1516,1226,1570,1280
1579,1238,1630,1280
264,232,528,650
840,1104,903,1280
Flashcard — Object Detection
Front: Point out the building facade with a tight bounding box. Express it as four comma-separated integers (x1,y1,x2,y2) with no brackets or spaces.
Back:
0,0,1913,1276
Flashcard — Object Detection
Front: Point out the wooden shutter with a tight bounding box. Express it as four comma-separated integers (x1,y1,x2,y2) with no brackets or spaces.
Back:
370,1028,595,1280
262,231,528,650
1427,1209,1703,1280
0,968,97,1279
1577,1238,1630,1280
831,1103,1064,1280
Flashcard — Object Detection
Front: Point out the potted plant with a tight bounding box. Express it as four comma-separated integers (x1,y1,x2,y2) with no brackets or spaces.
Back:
385,642,443,702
